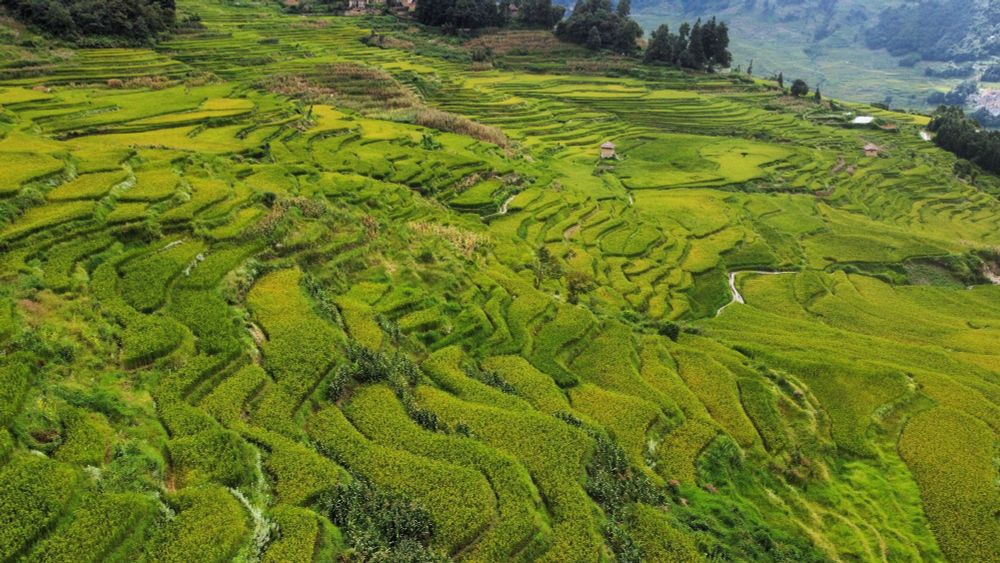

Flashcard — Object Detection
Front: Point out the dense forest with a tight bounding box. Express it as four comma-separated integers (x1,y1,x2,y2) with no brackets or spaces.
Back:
0,0,176,43
929,106,1000,175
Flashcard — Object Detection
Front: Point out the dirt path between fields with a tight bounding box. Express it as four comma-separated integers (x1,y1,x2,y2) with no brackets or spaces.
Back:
716,270,797,317
498,194,516,215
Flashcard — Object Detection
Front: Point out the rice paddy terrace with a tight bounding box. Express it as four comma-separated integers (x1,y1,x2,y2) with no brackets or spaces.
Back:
0,2,999,562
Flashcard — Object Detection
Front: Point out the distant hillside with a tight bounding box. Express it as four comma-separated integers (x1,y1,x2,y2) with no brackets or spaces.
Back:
633,0,1000,108
865,0,1000,63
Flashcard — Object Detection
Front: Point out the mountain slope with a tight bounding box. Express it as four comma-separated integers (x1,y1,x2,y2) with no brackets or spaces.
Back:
0,2,998,562
634,0,1000,108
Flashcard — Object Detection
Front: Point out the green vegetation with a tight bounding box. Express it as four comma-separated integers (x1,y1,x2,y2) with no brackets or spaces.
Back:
644,17,731,70
555,0,644,54
929,105,1000,175
0,2,996,561
2,0,176,43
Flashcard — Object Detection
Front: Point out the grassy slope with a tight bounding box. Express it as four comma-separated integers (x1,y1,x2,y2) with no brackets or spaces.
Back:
0,2,996,562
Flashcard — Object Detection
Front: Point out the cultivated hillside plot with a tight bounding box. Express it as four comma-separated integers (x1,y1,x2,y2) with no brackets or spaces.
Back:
0,2,997,562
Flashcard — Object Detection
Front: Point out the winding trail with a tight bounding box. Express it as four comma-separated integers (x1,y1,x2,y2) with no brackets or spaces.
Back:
716,270,797,317
498,194,516,215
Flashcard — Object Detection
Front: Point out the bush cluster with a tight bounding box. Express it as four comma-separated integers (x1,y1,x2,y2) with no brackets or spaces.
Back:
584,431,664,516
317,478,440,560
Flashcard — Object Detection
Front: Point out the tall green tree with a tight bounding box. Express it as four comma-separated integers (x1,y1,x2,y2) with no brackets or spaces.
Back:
555,0,642,54
519,0,565,28
586,25,602,50
643,16,730,71
790,79,809,97
415,0,500,30
644,24,674,64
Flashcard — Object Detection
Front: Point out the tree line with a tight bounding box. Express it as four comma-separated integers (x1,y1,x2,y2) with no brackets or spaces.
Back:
1,0,176,43
415,0,732,72
643,17,731,70
928,106,1000,176
415,0,564,32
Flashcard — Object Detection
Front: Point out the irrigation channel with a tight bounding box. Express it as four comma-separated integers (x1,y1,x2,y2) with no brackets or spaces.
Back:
716,270,797,317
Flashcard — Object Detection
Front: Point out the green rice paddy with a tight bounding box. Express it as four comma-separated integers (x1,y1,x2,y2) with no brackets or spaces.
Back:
0,2,997,561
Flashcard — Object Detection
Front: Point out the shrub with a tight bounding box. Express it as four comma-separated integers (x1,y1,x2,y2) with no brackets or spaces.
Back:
100,441,165,494
317,478,441,559
584,431,665,516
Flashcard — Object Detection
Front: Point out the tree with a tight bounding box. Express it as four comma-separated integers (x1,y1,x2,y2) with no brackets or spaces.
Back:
777,72,784,89
929,106,1000,176
586,25,602,50
616,0,630,17
709,19,731,68
520,0,565,28
814,88,822,102
531,247,563,288
790,79,809,97
644,24,675,64
415,0,500,30
555,0,642,54
642,16,731,71
681,19,706,69
747,59,753,76
566,271,594,304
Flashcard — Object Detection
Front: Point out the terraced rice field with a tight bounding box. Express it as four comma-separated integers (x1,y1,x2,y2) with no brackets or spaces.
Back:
0,2,998,562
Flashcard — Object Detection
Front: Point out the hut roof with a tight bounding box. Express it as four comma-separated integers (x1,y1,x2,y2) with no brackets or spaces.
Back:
601,141,616,149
